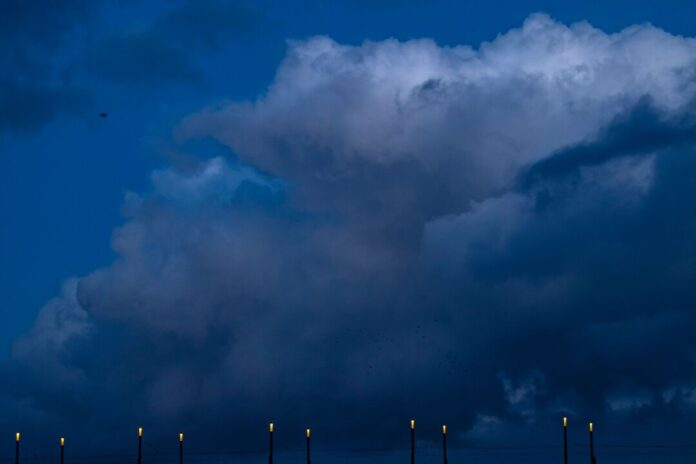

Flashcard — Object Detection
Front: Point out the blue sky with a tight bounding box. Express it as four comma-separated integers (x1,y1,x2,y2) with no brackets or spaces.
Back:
4,1,696,461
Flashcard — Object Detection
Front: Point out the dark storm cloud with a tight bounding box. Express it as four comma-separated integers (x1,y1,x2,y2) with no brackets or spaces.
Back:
518,97,696,192
88,0,260,87
424,98,696,419
0,0,93,135
4,13,696,457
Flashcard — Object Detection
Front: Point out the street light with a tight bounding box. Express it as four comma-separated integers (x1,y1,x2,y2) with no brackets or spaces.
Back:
589,422,595,464
269,423,274,464
15,433,20,464
410,419,415,464
563,417,568,464
137,427,143,464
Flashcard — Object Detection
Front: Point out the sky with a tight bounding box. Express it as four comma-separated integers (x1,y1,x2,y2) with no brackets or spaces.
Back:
3,0,696,463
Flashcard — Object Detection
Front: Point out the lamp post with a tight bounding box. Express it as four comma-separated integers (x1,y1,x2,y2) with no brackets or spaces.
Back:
179,433,184,464
563,417,568,464
589,423,594,464
60,437,65,464
442,425,448,464
137,427,143,464
410,419,415,464
269,423,274,464
306,428,311,464
15,433,20,464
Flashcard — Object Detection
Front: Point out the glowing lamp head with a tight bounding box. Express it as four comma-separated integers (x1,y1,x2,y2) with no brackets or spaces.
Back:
60,437,65,447
563,417,567,427
589,422,593,432
16,433,20,442
306,428,311,438
138,427,143,438
410,419,415,430
269,423,274,433
179,433,184,443
442,425,447,435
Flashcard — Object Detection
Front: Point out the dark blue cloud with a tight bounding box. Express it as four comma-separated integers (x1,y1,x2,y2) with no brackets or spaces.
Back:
426,98,696,423
0,80,89,134
87,0,261,88
518,97,696,193
0,0,94,135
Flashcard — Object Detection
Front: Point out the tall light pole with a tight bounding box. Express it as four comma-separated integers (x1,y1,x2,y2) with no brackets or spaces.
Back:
15,433,20,464
410,419,415,464
269,423,274,464
589,423,594,464
306,428,311,464
179,433,184,464
60,437,65,464
563,417,568,464
137,427,143,464
442,425,448,464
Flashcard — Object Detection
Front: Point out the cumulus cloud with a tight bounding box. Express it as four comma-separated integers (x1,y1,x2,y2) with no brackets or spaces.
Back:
180,13,696,226
5,13,696,455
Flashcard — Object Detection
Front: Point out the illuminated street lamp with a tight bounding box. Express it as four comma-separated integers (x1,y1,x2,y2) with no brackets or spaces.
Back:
563,417,568,464
410,419,415,464
589,422,595,464
137,427,143,464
